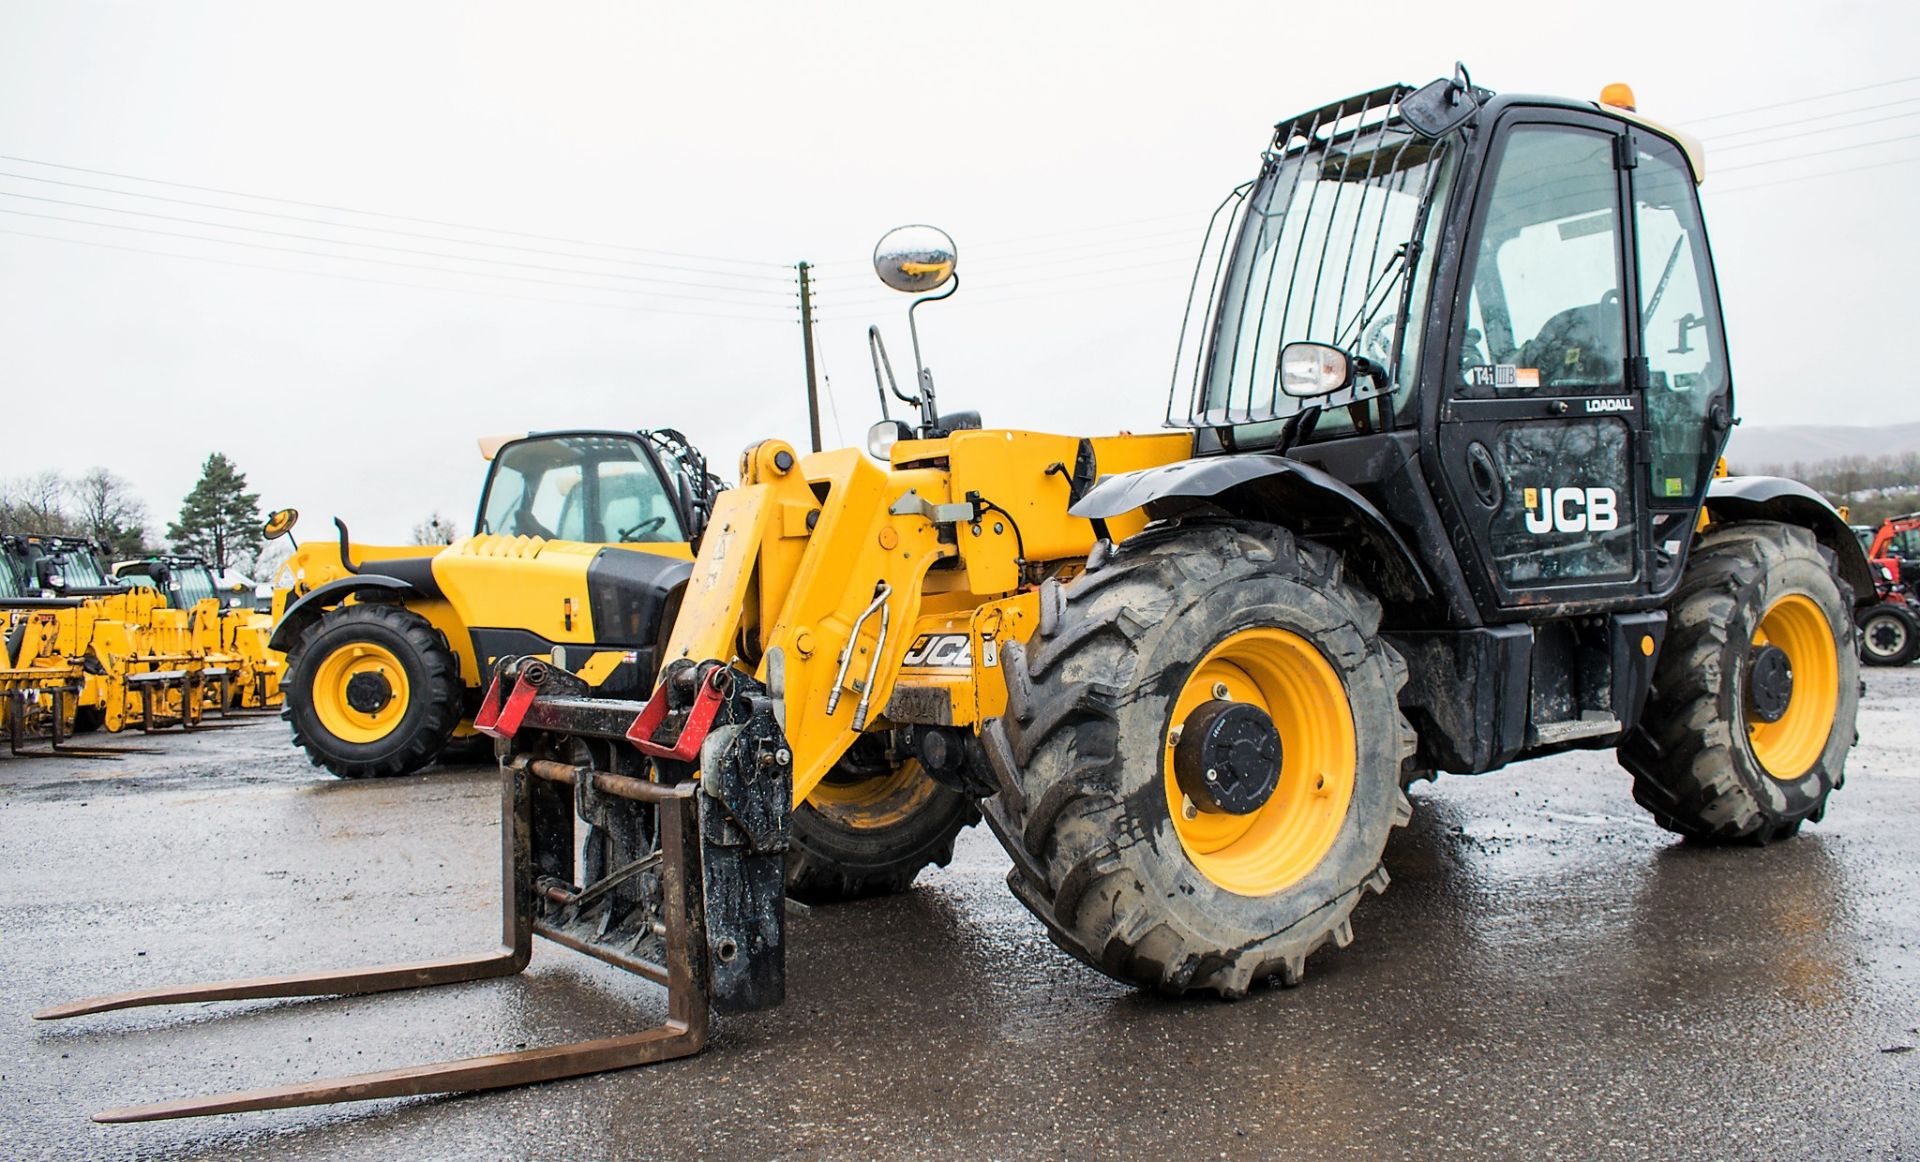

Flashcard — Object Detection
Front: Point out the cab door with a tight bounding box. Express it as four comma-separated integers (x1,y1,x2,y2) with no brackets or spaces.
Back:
1432,112,1652,614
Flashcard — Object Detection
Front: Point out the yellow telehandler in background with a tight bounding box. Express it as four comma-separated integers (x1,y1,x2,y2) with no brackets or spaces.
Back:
264,427,721,779
113,554,284,712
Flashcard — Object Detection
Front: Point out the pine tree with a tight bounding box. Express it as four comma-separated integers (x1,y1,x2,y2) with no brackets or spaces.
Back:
167,453,262,572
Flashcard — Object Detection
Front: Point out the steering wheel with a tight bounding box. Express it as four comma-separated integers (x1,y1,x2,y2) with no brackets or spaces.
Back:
1361,312,1400,366
617,515,668,541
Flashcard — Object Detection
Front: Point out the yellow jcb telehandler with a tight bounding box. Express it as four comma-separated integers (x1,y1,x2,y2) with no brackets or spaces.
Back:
113,553,284,712
263,427,721,779
6,534,210,735
45,69,1872,1123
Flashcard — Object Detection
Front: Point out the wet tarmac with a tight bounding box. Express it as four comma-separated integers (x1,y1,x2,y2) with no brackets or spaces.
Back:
2,672,1917,1161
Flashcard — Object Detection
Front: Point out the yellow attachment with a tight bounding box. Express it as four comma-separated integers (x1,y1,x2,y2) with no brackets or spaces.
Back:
1162,627,1356,897
311,640,411,744
805,758,939,830
1600,82,1636,112
667,430,1194,804
1746,594,1838,780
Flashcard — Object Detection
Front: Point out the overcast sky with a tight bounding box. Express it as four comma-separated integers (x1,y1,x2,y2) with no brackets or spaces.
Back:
1,0,1911,548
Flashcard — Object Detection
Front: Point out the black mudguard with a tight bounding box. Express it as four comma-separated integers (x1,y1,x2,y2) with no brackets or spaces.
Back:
1072,453,1432,604
268,574,421,653
1706,475,1875,606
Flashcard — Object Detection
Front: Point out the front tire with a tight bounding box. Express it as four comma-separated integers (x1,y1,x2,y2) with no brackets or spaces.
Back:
1620,521,1858,843
785,737,979,903
1857,604,1918,666
983,523,1414,998
282,603,461,779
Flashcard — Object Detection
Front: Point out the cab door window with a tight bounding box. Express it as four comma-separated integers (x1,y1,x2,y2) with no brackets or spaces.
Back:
1457,125,1625,396
1633,137,1728,503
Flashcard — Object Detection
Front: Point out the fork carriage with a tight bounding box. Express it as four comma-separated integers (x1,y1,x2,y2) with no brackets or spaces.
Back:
38,656,793,1122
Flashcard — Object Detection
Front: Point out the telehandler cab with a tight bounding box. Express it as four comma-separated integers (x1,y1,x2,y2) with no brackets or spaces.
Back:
45,68,1870,1123
265,427,721,779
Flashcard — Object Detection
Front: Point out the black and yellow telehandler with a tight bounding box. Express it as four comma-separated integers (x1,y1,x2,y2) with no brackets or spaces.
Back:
44,69,1872,1123
264,428,721,779
1,534,215,741
113,553,284,711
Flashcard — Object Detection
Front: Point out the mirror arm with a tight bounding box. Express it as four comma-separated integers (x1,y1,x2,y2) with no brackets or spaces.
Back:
1352,356,1389,393
907,275,959,435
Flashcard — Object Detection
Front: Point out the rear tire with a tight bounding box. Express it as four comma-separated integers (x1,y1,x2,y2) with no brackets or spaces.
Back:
282,603,461,780
1620,521,1857,843
1857,604,1918,666
983,522,1414,998
785,737,979,904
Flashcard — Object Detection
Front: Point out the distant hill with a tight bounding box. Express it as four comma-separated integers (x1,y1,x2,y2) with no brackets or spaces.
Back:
1727,422,1920,471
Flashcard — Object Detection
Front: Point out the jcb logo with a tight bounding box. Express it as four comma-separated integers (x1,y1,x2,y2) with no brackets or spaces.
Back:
1523,486,1619,534
902,633,972,668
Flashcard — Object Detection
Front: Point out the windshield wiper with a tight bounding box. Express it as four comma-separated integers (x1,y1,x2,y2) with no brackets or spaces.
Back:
1335,242,1412,350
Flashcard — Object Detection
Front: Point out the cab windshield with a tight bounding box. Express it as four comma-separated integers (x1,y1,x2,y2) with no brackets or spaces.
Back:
1174,93,1454,429
57,549,108,588
174,566,218,607
478,435,685,545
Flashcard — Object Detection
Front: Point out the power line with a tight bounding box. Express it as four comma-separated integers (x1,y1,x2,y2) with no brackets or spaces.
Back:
808,210,1201,271
1703,94,1920,141
1715,130,1920,175
1680,73,1920,125
0,188,800,298
806,230,1203,293
1709,153,1920,197
0,152,792,270
0,168,797,283
0,206,799,312
1711,108,1920,152
0,227,796,322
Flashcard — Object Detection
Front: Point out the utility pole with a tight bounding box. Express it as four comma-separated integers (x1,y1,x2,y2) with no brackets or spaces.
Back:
797,260,822,453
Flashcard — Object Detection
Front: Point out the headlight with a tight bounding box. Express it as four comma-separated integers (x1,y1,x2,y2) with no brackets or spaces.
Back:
867,420,913,460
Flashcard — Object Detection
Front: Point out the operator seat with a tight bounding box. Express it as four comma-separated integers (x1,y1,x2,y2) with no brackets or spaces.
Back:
1518,297,1623,389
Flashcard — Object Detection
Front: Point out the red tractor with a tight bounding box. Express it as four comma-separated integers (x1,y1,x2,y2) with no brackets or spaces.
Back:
1855,514,1920,665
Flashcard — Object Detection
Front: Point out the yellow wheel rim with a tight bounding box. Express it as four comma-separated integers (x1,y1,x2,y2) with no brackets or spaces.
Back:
1163,627,1356,897
1746,594,1838,781
311,642,410,745
807,758,937,830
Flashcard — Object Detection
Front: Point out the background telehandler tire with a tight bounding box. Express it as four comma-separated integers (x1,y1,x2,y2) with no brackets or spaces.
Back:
983,522,1414,998
786,737,979,904
282,603,461,780
1857,604,1918,667
1620,521,1858,843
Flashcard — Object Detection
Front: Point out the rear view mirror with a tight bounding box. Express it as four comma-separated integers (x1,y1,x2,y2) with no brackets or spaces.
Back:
873,225,958,294
1400,64,1481,138
263,508,299,539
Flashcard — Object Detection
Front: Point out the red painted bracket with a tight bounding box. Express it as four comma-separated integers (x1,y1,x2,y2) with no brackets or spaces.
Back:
625,666,731,760
474,669,539,739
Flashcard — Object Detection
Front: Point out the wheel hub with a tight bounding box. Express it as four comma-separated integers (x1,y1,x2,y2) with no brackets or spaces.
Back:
1172,699,1282,815
1747,643,1793,724
1868,615,1908,654
345,671,394,715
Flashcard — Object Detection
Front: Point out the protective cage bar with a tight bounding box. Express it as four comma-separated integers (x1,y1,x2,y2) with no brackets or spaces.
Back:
1167,83,1448,429
34,752,711,1123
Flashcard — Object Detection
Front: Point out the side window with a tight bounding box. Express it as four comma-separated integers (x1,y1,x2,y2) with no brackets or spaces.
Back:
538,467,584,541
1634,137,1728,504
480,466,527,536
599,460,685,543
1457,125,1624,397
1889,529,1920,560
